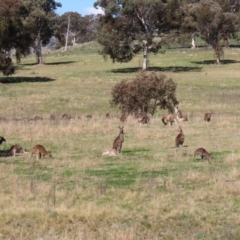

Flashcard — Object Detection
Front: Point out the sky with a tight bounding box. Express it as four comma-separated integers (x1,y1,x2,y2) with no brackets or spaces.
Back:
56,0,104,16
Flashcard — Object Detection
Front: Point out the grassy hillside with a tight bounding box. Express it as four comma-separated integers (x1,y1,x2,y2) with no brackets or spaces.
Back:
0,42,240,239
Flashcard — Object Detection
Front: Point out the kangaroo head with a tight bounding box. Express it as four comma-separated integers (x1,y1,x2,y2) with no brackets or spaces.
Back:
47,151,53,158
119,126,124,134
0,136,6,142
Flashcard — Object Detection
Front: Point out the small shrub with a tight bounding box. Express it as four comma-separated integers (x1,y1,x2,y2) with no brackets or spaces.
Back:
110,71,178,116
0,53,14,76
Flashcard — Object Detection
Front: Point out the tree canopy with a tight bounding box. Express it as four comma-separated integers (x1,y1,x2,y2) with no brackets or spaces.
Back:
22,0,62,64
94,0,181,68
0,0,34,75
181,0,240,63
58,12,100,47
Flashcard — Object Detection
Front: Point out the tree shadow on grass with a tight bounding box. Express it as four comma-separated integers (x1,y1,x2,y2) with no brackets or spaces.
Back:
45,61,76,65
0,150,8,158
21,61,76,66
0,76,55,84
111,66,202,74
192,59,240,65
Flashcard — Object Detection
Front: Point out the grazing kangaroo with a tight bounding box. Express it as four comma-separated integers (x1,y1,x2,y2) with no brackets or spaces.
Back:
177,115,188,122
7,144,25,156
0,136,6,145
31,144,52,160
194,147,213,164
138,115,150,124
33,115,43,121
61,113,72,120
204,110,213,122
50,114,56,121
86,114,92,119
0,117,8,122
120,114,128,122
162,114,176,126
113,126,124,154
175,126,185,147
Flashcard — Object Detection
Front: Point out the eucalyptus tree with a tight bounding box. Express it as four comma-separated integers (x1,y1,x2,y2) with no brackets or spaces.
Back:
58,12,100,48
22,0,61,64
181,0,240,63
94,0,181,70
58,12,82,48
216,0,240,47
0,0,33,75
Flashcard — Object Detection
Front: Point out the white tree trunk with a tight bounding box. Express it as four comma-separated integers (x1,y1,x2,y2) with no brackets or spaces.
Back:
191,37,196,49
36,38,43,64
215,45,221,64
64,15,71,52
142,40,148,71
72,37,76,46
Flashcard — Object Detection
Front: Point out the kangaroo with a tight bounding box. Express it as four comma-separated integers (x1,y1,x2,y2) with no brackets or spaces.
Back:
7,144,25,156
113,126,124,154
33,115,43,121
138,115,150,124
0,117,8,122
175,126,185,147
194,147,213,164
31,144,52,160
102,148,118,156
50,114,56,121
86,114,92,119
204,110,213,122
61,113,72,121
177,115,188,122
162,114,176,126
120,114,128,122
0,136,6,145
175,106,183,118
133,109,142,119
105,112,110,119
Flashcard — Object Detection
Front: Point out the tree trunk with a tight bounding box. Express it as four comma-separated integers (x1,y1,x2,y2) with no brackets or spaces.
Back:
142,40,148,71
191,37,196,49
36,38,43,65
224,35,229,48
215,45,222,64
64,15,71,52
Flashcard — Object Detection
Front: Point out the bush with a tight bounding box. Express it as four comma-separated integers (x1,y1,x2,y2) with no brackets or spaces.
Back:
0,54,14,76
111,71,178,116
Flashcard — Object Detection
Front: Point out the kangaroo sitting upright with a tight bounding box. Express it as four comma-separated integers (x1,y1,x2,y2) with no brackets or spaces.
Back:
113,126,124,154
175,126,185,147
204,110,213,122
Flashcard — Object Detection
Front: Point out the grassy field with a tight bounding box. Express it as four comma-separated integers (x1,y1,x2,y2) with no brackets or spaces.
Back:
1,42,240,239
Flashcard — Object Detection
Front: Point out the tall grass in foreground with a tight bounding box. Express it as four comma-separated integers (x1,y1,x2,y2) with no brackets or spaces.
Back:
0,43,240,239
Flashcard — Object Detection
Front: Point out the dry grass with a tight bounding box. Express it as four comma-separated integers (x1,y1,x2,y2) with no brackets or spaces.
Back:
1,44,240,239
